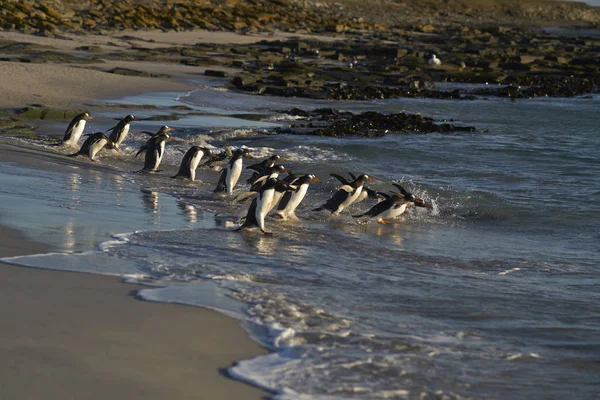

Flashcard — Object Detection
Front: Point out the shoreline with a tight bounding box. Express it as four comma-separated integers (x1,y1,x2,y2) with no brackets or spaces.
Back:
0,29,275,399
0,174,271,399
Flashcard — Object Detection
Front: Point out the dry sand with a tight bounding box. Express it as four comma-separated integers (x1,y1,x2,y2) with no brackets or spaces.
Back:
0,61,194,109
0,29,272,400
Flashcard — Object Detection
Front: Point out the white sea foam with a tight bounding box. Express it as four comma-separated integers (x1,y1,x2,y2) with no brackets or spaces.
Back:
498,267,522,275
98,232,134,251
264,114,306,122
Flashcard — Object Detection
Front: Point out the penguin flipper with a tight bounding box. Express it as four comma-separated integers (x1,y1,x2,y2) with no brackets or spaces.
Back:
213,169,227,193
135,145,148,157
319,189,350,213
330,173,350,185
62,126,74,142
353,199,391,218
392,183,411,197
234,200,259,231
277,191,293,211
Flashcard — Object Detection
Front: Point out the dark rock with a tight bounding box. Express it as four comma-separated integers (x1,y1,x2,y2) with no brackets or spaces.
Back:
276,108,476,137
204,69,229,78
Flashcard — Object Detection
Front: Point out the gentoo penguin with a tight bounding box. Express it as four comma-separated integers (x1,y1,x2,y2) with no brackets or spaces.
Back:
214,148,249,194
234,178,279,235
249,164,289,191
172,146,212,181
313,174,374,215
246,154,282,184
199,146,231,170
276,174,320,220
354,183,433,224
62,112,93,147
68,132,114,161
135,126,174,173
106,114,136,150
139,125,173,139
331,172,382,204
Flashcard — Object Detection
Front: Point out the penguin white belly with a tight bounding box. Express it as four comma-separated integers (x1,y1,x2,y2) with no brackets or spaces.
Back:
226,158,243,194
256,189,275,230
65,120,86,147
335,187,363,215
89,138,108,161
283,184,308,216
114,123,130,148
189,150,204,181
268,190,284,213
378,203,408,220
156,142,166,168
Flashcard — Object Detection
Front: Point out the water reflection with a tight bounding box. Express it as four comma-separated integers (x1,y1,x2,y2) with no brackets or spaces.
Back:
60,217,77,251
141,189,159,214
178,202,198,225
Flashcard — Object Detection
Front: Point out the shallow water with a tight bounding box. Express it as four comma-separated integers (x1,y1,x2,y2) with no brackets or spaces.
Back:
2,87,599,399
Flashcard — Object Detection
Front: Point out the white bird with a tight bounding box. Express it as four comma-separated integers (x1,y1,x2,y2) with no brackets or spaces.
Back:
428,54,442,66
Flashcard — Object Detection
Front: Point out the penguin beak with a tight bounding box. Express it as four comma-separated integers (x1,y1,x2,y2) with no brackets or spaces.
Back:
279,157,286,162
312,176,321,183
414,198,433,209
368,177,376,182
283,168,292,174
86,115,94,120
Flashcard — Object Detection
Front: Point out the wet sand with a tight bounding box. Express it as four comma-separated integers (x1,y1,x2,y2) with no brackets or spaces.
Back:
0,28,272,399
0,186,269,400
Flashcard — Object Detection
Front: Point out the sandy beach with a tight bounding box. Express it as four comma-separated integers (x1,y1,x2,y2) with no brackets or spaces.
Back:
0,28,272,399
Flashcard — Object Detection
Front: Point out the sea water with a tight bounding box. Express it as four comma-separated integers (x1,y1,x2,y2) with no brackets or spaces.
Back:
1,86,599,399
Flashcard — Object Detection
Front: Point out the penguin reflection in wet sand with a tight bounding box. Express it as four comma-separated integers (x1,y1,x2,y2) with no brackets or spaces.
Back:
313,174,374,215
214,148,249,195
62,112,93,147
106,114,136,150
172,146,213,181
68,132,114,161
235,178,280,235
276,174,320,220
135,126,174,173
354,183,433,224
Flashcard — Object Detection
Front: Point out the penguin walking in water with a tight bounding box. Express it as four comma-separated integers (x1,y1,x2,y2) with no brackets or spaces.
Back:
214,148,249,195
135,126,174,173
246,154,282,184
199,146,231,170
249,164,289,191
106,114,136,150
234,178,281,235
331,172,382,204
276,174,320,220
61,112,93,148
313,174,374,215
172,146,213,181
353,183,433,224
68,132,114,161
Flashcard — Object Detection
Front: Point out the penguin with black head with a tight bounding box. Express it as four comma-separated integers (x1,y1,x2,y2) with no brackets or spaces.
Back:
61,112,93,148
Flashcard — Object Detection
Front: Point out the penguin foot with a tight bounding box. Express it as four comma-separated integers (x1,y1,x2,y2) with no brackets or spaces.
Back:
260,229,273,235
377,219,390,225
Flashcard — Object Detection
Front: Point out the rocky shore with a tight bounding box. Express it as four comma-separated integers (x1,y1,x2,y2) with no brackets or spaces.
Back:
1,0,600,140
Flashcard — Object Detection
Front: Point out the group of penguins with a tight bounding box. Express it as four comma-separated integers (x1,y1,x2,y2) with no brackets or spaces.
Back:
58,112,433,235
